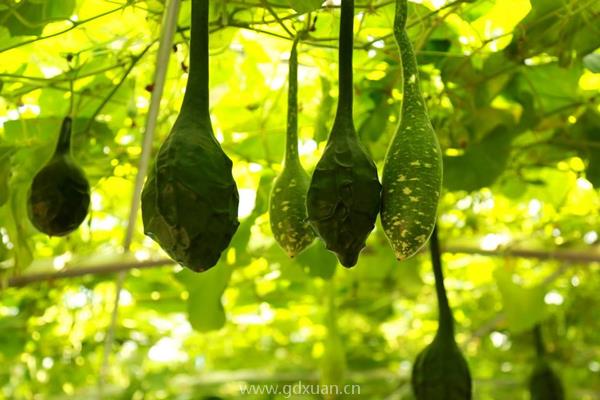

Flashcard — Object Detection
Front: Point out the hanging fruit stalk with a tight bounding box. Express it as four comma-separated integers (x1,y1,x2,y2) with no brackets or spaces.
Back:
306,0,381,268
411,226,472,400
381,0,442,261
141,0,239,272
269,35,315,257
28,117,90,237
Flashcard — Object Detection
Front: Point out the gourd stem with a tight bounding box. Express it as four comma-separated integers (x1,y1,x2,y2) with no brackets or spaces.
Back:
284,36,301,166
181,0,210,120
533,324,546,358
394,0,428,118
335,0,354,122
54,116,73,156
429,226,455,338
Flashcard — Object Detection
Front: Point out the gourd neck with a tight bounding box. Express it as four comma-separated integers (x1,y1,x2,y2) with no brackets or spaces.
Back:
284,37,301,166
430,226,455,338
334,0,354,124
54,116,73,157
394,0,426,114
181,0,210,121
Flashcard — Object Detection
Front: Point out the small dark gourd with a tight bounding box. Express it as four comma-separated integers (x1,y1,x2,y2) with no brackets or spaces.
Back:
141,0,239,272
269,36,315,257
381,0,442,260
528,325,565,400
27,117,90,236
412,227,472,400
306,0,381,268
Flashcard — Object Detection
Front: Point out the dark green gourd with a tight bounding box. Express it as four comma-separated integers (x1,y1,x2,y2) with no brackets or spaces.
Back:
306,0,381,268
269,37,315,257
528,325,565,400
27,117,90,236
141,0,239,272
381,0,442,260
412,227,472,400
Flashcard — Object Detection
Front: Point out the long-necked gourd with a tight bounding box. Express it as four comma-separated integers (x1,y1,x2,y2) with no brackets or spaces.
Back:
269,36,315,257
141,0,239,272
306,0,381,268
529,325,565,400
412,227,472,400
27,117,90,236
381,0,442,261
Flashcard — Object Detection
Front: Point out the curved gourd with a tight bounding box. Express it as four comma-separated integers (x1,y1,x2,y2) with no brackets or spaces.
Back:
141,0,239,272
381,0,443,260
306,0,381,268
27,117,90,236
269,36,315,257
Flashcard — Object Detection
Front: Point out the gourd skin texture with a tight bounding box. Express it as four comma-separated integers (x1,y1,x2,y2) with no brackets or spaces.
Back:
306,0,381,268
412,228,472,400
381,0,442,260
28,117,90,237
141,0,239,272
269,38,315,257
529,361,565,400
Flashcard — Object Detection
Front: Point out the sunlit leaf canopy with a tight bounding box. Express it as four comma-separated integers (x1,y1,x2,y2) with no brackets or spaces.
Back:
1,0,599,398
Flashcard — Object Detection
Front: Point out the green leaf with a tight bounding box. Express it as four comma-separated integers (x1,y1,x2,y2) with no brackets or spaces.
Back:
176,264,232,332
286,0,323,13
0,146,16,207
1,0,76,37
583,53,600,73
494,268,547,334
444,125,513,192
296,240,337,280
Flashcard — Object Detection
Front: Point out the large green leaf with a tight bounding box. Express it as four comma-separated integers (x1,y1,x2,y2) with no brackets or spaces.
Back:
444,125,513,192
176,264,232,332
494,268,547,334
1,0,76,37
286,0,323,13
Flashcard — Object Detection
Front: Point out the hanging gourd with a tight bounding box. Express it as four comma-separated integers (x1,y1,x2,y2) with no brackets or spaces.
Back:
269,36,315,257
412,227,472,400
141,0,239,272
529,325,565,400
306,0,381,268
27,117,90,236
381,0,442,261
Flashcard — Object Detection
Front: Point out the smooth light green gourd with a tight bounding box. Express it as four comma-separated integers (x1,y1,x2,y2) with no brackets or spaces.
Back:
412,227,472,400
141,0,239,272
27,117,90,237
306,0,381,268
528,325,565,400
269,36,315,257
381,0,442,260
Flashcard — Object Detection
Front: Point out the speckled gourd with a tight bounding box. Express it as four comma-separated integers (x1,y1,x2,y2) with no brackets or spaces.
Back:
381,0,442,260
27,117,90,236
269,37,315,257
306,0,381,268
141,0,239,272
411,227,472,400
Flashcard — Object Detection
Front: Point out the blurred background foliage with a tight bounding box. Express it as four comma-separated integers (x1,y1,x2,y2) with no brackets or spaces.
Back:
0,0,599,398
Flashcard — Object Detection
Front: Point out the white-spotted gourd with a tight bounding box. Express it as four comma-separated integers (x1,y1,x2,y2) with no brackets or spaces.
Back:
381,0,442,261
269,36,315,257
